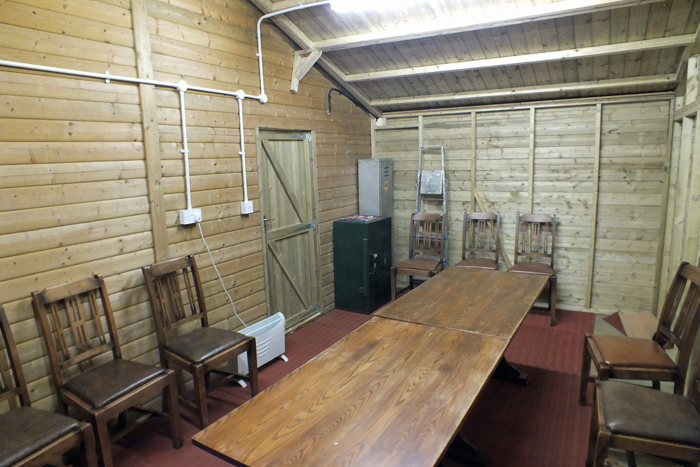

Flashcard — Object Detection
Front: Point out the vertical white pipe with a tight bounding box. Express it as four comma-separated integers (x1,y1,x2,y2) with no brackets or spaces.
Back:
178,82,193,210
238,96,249,203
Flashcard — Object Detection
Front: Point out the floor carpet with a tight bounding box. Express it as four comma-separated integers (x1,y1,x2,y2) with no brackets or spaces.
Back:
109,308,594,467
460,308,595,467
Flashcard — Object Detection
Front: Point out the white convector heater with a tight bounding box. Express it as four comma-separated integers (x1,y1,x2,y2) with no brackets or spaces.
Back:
231,312,288,376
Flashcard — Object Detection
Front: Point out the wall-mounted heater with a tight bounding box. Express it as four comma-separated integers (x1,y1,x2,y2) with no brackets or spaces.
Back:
231,312,288,376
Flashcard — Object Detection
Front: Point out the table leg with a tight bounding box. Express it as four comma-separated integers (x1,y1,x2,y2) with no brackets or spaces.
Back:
493,357,529,386
443,434,491,467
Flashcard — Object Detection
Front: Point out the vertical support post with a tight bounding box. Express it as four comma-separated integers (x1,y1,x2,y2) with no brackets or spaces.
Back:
528,107,536,213
652,101,676,313
417,115,424,213
132,0,169,262
471,112,477,212
670,117,695,269
371,118,377,159
685,111,700,265
585,104,603,309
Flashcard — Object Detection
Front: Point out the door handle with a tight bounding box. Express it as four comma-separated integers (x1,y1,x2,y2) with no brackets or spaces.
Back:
368,253,378,275
263,217,275,222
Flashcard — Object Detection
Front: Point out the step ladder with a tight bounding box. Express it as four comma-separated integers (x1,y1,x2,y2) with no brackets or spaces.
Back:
415,145,448,267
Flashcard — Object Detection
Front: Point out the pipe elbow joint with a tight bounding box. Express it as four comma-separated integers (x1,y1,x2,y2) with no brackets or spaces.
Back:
259,93,268,104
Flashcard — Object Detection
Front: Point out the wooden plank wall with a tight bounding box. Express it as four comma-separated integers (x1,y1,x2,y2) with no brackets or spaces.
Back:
659,55,700,308
0,0,370,411
376,97,670,315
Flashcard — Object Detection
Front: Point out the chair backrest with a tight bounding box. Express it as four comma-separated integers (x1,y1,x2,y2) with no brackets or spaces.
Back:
142,256,208,364
657,262,700,389
31,275,121,390
462,212,500,263
513,213,556,267
0,305,31,408
409,212,445,263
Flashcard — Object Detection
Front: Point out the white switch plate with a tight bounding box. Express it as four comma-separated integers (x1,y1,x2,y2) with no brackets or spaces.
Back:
241,201,254,215
179,208,202,225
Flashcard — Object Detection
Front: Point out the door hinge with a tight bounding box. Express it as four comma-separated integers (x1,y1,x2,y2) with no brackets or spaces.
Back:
295,220,317,231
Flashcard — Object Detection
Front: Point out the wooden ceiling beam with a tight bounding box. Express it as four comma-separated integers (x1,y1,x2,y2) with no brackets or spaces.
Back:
309,0,666,52
371,75,676,106
345,35,695,82
247,0,382,117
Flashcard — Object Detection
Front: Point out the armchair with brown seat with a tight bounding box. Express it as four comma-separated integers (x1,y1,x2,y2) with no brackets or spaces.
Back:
456,212,500,270
142,255,258,429
586,268,700,467
579,262,700,407
32,276,182,467
508,213,557,326
0,305,98,467
390,212,446,301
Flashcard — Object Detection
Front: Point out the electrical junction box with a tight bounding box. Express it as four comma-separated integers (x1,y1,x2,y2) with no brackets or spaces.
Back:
179,208,202,225
358,159,393,217
241,201,254,215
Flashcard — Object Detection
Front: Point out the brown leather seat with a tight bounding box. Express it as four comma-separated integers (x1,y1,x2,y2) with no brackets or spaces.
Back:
508,262,553,276
0,305,98,467
579,262,700,406
166,327,250,364
455,257,498,270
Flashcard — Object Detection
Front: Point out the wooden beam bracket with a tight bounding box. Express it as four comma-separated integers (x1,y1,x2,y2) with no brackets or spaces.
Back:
290,49,322,94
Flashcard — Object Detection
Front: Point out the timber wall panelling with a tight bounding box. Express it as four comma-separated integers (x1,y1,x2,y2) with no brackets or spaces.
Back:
0,0,370,411
376,96,671,315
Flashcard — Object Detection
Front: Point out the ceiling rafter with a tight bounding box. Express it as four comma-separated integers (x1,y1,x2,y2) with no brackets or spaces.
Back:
371,74,676,106
247,0,382,117
305,0,667,52
344,35,696,82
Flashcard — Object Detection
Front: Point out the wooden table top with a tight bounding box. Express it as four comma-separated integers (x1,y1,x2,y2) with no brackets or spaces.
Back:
193,317,508,467
376,267,549,340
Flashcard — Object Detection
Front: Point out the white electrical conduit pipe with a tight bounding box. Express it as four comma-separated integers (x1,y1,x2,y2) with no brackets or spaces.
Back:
237,96,250,205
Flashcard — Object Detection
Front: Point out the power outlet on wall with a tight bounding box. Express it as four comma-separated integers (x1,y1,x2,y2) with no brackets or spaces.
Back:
179,208,202,225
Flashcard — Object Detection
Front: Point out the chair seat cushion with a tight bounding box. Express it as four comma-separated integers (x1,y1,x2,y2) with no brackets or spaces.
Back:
589,334,676,370
599,380,700,446
509,262,554,276
456,258,498,270
395,258,442,274
166,327,249,364
64,359,166,409
0,406,81,467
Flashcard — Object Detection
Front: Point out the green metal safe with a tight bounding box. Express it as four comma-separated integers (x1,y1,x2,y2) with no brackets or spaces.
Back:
333,217,392,313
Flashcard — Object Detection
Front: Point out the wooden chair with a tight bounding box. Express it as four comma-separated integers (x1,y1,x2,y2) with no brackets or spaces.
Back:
508,213,557,326
456,212,500,270
31,276,182,467
0,305,98,467
390,212,446,300
579,262,700,407
142,255,258,429
586,297,700,467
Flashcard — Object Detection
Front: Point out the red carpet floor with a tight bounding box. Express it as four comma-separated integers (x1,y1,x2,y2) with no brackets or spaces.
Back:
110,308,593,467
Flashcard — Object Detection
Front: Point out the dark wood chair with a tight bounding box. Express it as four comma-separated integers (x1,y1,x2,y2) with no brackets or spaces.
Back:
579,262,700,407
456,212,500,270
586,287,700,467
390,212,446,300
142,255,258,429
31,276,182,467
0,305,98,467
508,213,557,326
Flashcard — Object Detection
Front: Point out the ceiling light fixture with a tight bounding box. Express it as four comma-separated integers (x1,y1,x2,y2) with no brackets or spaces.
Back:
330,0,423,13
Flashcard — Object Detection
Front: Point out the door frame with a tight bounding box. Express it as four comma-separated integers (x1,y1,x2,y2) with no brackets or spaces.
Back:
256,127,323,331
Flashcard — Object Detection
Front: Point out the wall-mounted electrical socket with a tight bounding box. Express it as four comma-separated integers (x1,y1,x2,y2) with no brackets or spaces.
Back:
241,201,254,215
179,208,202,225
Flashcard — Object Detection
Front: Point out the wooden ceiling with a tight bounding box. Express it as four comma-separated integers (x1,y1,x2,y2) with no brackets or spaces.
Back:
251,0,700,116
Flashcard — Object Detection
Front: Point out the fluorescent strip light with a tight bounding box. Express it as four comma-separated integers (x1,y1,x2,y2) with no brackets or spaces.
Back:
330,0,423,12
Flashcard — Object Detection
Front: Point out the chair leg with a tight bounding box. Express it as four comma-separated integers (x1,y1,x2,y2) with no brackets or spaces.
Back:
549,275,557,326
247,338,259,397
586,395,610,467
579,337,592,406
94,413,113,467
194,365,209,428
625,451,637,467
81,422,99,467
164,370,182,449
652,380,661,391
391,266,397,301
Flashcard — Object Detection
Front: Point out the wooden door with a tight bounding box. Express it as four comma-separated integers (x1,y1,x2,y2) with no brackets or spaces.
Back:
257,129,322,329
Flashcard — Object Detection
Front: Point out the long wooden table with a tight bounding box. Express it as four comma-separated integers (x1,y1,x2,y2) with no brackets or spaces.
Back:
193,268,548,467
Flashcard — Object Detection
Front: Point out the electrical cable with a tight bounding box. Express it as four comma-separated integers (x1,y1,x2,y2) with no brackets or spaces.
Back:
198,222,248,328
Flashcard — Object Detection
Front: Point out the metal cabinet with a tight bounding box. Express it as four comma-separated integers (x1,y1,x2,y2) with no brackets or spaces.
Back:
333,217,392,314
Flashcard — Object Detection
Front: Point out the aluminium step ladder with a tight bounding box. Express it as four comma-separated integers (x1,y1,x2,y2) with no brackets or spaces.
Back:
415,144,448,268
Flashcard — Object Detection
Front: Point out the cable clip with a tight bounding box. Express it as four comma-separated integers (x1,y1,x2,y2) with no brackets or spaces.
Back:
104,71,110,83
181,149,189,154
